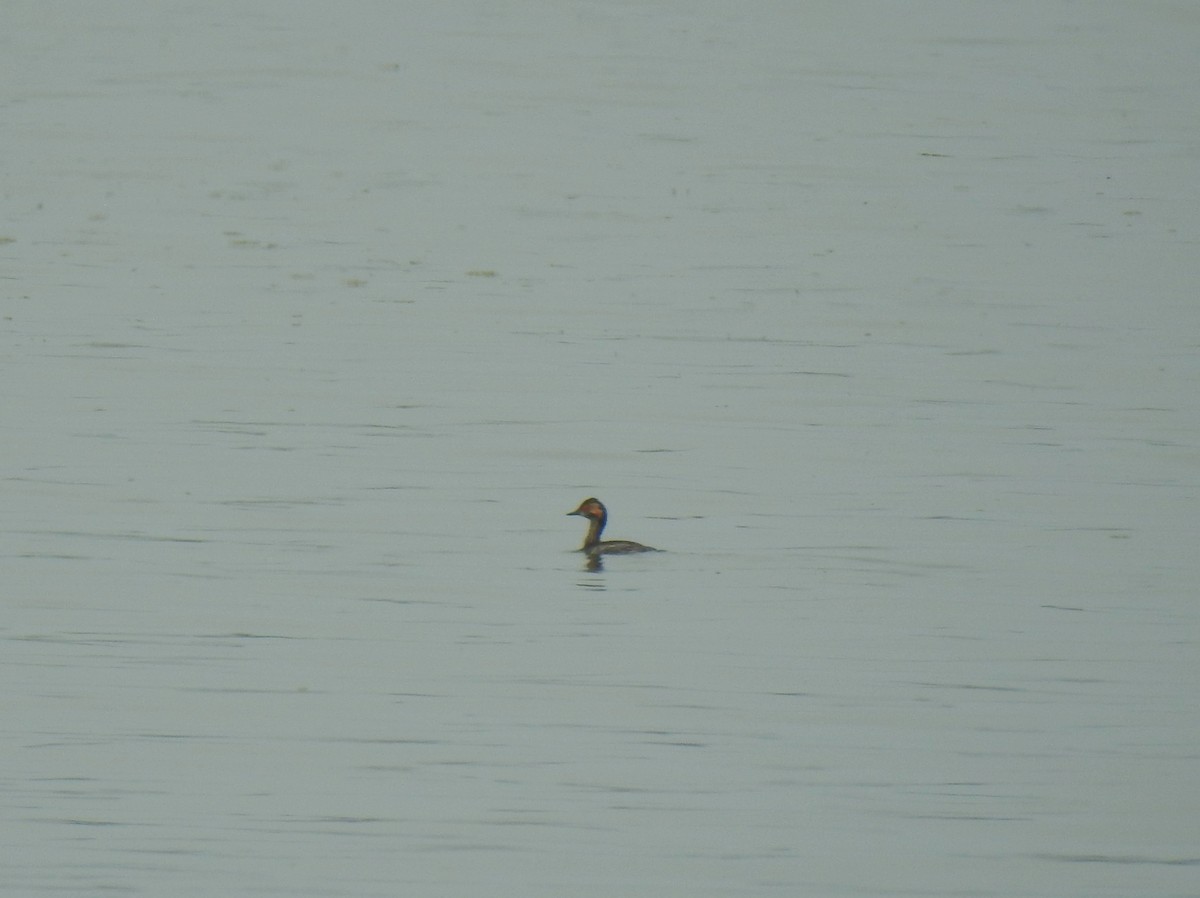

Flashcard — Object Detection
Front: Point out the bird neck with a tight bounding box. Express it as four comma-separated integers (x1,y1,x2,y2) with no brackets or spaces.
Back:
581,513,606,549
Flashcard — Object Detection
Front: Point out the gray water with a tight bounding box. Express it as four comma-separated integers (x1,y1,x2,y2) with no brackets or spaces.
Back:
4,2,1198,896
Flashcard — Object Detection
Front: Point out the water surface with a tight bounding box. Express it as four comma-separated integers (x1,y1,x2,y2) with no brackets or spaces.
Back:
3,2,1198,896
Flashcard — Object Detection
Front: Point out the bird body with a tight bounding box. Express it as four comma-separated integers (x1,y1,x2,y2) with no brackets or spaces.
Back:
567,497,659,556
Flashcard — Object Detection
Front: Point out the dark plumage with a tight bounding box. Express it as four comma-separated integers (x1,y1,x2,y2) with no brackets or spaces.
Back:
567,498,659,556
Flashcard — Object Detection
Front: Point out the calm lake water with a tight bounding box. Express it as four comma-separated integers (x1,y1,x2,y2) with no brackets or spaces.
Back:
4,2,1198,896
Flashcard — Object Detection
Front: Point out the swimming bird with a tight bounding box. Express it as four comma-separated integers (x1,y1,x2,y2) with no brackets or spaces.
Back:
567,497,659,557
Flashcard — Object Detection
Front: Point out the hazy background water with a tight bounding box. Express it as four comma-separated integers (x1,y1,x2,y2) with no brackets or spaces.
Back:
3,2,1198,896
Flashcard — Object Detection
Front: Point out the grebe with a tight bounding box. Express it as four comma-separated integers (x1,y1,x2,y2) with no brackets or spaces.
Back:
567,498,659,556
